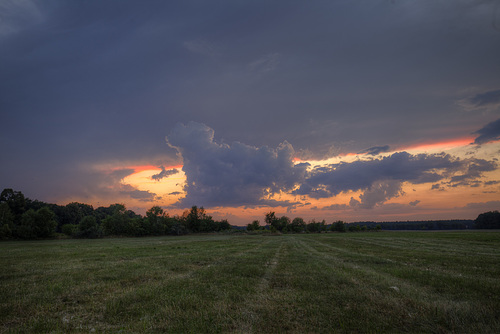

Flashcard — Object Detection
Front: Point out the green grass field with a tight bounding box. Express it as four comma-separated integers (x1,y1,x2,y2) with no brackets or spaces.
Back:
1,231,499,333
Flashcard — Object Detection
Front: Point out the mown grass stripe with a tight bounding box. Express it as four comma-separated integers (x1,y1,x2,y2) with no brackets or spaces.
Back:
236,239,284,333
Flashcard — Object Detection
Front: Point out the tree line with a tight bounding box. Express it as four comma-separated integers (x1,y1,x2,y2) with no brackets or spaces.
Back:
0,189,230,240
248,211,500,233
352,220,476,230
1,188,498,240
246,212,380,233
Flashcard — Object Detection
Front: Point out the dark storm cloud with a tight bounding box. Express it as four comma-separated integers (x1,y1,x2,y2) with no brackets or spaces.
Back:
359,146,391,156
1,0,499,205
151,166,179,181
166,122,307,208
409,200,421,207
473,118,500,145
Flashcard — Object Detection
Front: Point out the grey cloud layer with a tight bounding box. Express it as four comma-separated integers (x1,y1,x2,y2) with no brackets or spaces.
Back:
296,152,496,208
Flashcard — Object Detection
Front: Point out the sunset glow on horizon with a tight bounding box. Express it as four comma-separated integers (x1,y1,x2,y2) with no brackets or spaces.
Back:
101,134,500,225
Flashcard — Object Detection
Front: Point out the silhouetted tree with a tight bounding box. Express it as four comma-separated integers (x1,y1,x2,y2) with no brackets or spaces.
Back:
265,212,278,228
62,202,94,225
0,202,13,239
217,219,231,231
0,188,26,224
15,207,57,239
289,217,306,233
331,220,346,232
307,219,327,233
145,206,168,235
183,206,212,233
36,207,57,238
101,204,134,236
277,216,290,232
475,211,500,229
247,220,261,231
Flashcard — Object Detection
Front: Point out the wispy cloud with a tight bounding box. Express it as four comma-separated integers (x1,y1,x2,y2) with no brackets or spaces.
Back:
151,166,179,181
248,53,280,73
119,184,158,202
0,0,43,36
469,90,500,108
409,200,421,207
459,89,500,112
183,39,219,57
473,118,500,144
359,145,390,156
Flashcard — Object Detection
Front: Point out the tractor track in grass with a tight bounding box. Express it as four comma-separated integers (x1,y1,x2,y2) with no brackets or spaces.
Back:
303,236,500,286
237,239,284,334
346,237,500,257
294,237,476,313
294,235,500,330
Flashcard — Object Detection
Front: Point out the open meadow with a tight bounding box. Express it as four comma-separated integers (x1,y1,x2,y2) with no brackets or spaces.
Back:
1,231,499,333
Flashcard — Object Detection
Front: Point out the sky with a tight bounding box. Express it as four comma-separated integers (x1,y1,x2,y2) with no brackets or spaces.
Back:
1,0,500,225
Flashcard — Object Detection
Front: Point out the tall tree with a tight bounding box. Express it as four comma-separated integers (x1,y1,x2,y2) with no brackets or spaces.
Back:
34,207,57,238
277,216,291,232
145,206,168,235
184,206,211,233
0,188,26,223
332,220,346,232
247,220,261,231
15,207,56,239
0,202,14,239
265,212,278,229
101,204,132,236
290,217,306,233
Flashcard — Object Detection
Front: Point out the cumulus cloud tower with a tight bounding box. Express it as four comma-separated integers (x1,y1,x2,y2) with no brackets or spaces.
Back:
166,122,307,208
